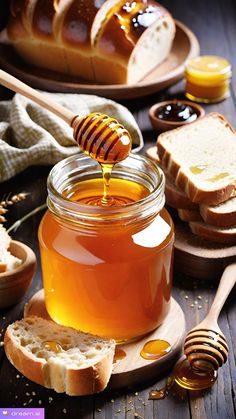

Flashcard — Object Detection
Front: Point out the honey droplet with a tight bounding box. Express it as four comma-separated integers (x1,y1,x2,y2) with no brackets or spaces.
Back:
190,165,207,174
42,340,63,353
207,172,230,182
149,376,174,400
113,347,127,362
140,339,171,360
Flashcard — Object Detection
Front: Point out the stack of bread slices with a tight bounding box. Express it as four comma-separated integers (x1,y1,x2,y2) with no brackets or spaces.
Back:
149,113,236,244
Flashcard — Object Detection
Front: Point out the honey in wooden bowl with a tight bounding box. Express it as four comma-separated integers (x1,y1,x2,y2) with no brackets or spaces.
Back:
38,154,174,341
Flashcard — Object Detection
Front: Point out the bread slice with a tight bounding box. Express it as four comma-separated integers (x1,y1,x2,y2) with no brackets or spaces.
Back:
200,197,236,228
4,316,115,396
165,177,199,210
0,225,22,272
157,113,236,205
189,221,236,244
178,208,202,222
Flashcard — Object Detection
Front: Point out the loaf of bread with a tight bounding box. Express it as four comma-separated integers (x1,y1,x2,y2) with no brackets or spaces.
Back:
4,316,116,396
7,0,175,84
157,113,236,206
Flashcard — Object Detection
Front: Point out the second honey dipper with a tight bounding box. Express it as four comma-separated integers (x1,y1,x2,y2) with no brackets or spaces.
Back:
184,263,236,372
0,70,131,164
170,263,236,392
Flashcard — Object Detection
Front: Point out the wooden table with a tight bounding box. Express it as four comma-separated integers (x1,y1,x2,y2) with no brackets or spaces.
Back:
0,0,236,418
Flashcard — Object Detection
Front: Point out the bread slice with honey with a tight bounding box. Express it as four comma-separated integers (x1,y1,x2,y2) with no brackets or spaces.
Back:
157,113,236,205
4,316,115,396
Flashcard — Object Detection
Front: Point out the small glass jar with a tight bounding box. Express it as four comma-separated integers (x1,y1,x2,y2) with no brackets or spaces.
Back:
185,55,232,103
38,154,174,341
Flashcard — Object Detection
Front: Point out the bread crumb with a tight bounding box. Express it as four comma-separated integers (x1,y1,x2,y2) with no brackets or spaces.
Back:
97,408,102,412
26,392,30,396
16,374,20,378
134,392,138,396
28,399,33,404
32,391,36,395
38,400,42,405
62,408,67,414
0,342,4,347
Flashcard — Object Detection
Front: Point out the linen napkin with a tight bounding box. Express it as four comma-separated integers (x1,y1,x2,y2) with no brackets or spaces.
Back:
0,92,143,182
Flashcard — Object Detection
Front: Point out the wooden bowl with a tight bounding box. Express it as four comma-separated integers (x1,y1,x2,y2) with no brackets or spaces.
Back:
149,100,205,132
0,240,36,308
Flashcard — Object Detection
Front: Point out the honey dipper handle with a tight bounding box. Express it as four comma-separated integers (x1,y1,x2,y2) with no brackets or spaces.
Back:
0,70,76,125
207,263,236,322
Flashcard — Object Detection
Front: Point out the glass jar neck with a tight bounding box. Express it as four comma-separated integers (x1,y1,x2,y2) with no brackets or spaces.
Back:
47,154,165,229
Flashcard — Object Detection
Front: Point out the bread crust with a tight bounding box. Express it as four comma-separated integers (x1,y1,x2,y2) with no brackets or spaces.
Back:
157,113,236,205
4,316,115,396
4,328,46,386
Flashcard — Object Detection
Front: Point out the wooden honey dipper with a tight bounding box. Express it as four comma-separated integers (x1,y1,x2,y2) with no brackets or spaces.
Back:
0,70,131,164
184,263,236,372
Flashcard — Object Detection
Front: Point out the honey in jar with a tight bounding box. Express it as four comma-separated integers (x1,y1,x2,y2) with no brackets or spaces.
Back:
38,154,174,341
185,55,232,103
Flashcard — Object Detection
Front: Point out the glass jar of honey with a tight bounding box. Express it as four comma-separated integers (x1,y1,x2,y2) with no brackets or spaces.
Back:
38,154,174,341
185,55,232,103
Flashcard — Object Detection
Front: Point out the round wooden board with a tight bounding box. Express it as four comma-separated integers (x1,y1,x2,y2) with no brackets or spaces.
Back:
24,290,185,389
0,21,199,100
146,146,236,280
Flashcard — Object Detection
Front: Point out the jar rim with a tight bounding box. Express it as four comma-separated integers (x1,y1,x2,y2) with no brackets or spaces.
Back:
47,153,165,225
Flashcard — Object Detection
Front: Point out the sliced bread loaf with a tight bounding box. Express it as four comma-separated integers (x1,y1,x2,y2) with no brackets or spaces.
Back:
189,221,236,244
4,316,115,396
157,113,236,205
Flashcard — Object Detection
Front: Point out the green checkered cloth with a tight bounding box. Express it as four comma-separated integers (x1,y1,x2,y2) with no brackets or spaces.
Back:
0,92,143,182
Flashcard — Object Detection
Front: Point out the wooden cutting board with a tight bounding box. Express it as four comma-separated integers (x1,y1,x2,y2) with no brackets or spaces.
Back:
24,290,186,389
146,146,236,280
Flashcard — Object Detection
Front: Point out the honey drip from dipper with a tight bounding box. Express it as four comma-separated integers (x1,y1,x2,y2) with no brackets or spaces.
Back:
72,112,132,206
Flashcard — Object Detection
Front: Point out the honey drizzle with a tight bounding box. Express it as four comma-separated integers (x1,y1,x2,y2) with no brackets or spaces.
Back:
100,164,114,206
140,339,171,360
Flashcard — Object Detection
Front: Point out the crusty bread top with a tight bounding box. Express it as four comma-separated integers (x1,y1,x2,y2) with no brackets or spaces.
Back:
157,113,236,205
4,316,115,396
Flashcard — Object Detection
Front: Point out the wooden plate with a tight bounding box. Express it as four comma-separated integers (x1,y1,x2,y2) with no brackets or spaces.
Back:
0,20,199,100
24,290,185,389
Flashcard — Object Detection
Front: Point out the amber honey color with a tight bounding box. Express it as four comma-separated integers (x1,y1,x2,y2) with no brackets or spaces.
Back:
39,175,174,341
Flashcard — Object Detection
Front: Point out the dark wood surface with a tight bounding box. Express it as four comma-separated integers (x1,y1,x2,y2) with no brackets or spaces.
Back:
0,0,236,418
